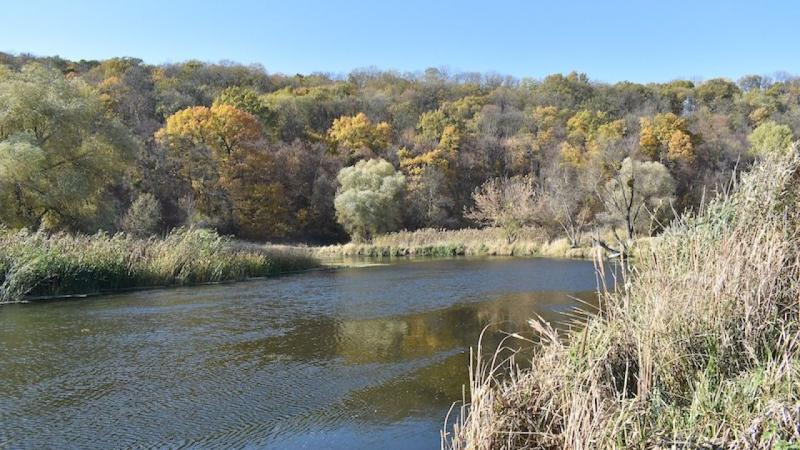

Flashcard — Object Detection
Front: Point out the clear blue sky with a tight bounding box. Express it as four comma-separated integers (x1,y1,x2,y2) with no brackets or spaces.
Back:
2,0,798,83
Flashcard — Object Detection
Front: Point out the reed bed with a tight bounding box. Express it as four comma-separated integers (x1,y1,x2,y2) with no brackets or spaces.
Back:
315,227,599,259
0,228,319,303
444,152,800,449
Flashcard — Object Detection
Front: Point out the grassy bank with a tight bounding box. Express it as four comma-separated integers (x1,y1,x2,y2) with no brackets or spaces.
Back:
314,227,604,260
444,153,800,449
0,228,319,303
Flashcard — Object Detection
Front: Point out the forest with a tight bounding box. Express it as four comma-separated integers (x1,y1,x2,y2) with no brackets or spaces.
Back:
0,52,797,245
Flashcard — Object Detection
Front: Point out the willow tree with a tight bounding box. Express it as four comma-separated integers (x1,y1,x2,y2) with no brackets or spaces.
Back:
0,64,136,231
334,158,405,242
598,157,676,247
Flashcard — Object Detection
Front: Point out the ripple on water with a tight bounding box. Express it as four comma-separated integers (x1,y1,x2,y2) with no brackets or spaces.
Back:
0,257,610,449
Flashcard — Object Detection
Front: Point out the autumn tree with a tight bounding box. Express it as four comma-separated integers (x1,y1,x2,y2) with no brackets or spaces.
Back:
155,103,262,226
639,113,695,162
541,167,598,247
399,126,460,176
213,86,275,136
417,108,450,141
87,58,156,132
156,104,262,160
221,148,291,240
334,158,405,242
560,110,625,167
399,126,461,227
327,112,391,160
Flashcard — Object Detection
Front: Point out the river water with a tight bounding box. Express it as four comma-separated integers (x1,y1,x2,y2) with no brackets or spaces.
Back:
0,257,608,449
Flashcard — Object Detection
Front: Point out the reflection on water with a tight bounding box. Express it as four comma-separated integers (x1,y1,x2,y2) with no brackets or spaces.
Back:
0,257,610,449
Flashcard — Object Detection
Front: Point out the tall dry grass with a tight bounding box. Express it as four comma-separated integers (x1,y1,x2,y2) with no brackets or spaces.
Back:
0,228,319,303
444,152,800,449
315,227,600,259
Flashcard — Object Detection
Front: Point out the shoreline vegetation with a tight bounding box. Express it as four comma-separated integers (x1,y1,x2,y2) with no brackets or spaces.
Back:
312,227,614,260
0,228,319,304
443,153,800,448
0,223,626,304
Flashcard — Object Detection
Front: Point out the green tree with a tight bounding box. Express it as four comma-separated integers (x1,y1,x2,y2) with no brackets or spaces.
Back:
695,78,741,111
0,64,136,231
747,121,794,157
334,158,405,241
417,108,449,141
213,86,275,133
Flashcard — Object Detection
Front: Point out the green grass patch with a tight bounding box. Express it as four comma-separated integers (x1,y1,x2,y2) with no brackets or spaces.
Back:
0,228,319,303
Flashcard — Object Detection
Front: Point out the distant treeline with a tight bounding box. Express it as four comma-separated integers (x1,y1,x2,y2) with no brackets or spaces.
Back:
0,52,796,243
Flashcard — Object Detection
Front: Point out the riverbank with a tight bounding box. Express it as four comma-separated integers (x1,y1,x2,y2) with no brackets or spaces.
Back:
313,227,608,260
0,228,319,303
444,152,800,448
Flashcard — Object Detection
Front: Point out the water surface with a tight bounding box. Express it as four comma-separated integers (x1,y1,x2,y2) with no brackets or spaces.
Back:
0,257,607,449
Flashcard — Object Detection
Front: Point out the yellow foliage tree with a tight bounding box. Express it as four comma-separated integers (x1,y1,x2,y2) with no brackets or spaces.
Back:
327,112,391,159
560,110,625,167
748,106,771,126
399,125,460,177
639,113,694,162
155,104,266,228
566,110,608,144
530,106,562,151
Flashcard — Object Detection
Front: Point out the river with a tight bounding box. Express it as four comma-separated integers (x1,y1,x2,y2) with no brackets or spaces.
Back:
0,257,609,449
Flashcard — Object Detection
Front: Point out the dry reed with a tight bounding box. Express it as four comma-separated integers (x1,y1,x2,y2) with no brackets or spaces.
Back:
444,151,800,449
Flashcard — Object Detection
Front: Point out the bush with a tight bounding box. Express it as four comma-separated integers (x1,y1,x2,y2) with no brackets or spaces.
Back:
120,193,162,237
747,121,794,157
465,176,538,244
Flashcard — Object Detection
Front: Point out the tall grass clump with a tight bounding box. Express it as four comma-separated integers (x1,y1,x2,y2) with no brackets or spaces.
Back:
444,151,800,449
0,228,319,303
314,227,595,259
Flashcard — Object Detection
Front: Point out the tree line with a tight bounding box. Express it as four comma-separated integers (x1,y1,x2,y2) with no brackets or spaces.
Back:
0,52,796,244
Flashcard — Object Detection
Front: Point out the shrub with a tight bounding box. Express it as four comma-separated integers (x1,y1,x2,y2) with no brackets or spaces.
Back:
120,193,162,237
465,176,538,244
748,121,794,157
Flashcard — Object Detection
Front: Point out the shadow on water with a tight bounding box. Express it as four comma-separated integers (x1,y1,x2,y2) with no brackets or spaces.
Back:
0,257,614,449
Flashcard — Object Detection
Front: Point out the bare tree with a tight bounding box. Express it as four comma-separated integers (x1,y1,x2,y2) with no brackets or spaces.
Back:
542,167,596,247
466,175,538,243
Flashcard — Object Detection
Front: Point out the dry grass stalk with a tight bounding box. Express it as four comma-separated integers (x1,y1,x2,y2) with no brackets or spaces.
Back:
444,151,800,449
